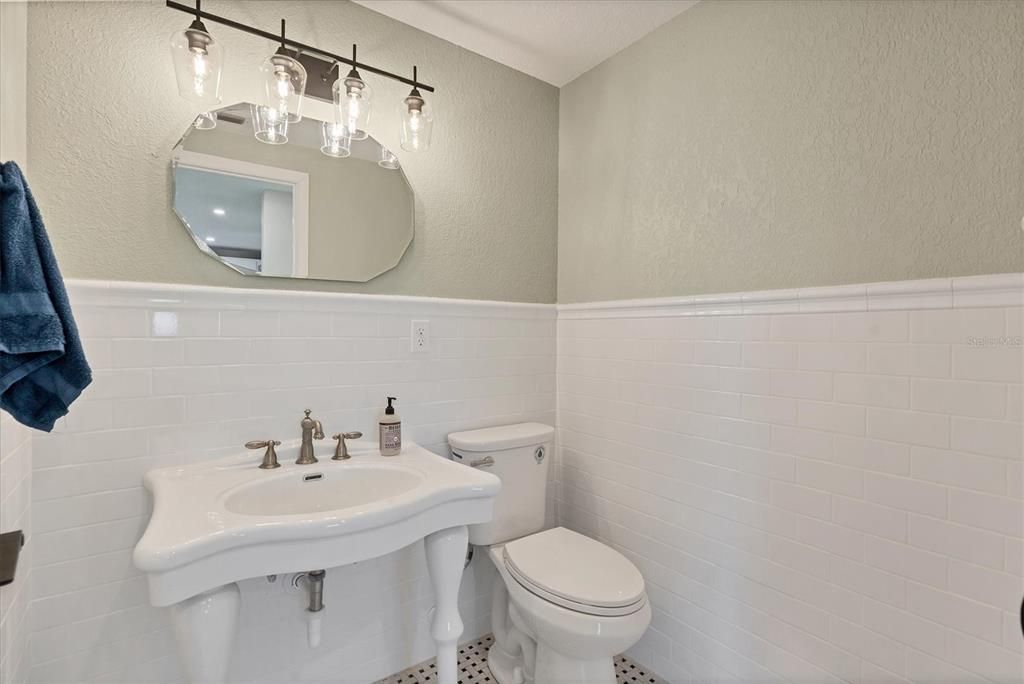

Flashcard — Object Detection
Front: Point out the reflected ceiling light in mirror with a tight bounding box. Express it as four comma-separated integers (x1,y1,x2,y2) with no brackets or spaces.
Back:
320,121,352,158
378,147,400,170
332,46,372,141
400,67,433,152
260,21,307,124
169,0,222,106
212,207,226,215
193,111,217,130
251,103,289,145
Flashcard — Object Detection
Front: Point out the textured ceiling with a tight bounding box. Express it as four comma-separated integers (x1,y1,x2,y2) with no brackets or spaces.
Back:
351,0,698,86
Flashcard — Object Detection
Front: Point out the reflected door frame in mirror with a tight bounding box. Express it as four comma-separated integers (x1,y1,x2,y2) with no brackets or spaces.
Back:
173,149,311,278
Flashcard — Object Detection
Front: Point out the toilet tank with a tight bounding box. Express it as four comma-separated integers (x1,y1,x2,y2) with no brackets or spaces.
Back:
448,423,554,546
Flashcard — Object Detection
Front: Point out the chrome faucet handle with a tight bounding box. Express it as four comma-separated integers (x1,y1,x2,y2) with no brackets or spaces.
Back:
332,432,363,460
246,439,282,470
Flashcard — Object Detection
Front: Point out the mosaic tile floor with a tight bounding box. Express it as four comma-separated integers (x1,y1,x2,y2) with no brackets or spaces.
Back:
377,635,664,684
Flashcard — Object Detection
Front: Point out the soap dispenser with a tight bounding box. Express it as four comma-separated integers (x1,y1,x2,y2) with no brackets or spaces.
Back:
378,396,401,456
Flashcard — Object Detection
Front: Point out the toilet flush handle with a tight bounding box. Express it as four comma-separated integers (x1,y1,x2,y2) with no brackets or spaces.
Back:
469,456,494,468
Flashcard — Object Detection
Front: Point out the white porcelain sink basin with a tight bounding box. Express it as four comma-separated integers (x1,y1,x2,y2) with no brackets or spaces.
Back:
134,439,499,605
223,463,424,516
133,438,500,684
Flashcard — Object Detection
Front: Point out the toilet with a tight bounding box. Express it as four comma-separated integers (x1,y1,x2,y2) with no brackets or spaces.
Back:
448,423,651,684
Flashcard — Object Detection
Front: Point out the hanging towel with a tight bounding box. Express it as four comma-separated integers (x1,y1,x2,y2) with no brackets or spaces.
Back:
0,161,91,431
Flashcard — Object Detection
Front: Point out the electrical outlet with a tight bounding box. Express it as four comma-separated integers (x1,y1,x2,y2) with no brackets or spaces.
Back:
411,320,430,353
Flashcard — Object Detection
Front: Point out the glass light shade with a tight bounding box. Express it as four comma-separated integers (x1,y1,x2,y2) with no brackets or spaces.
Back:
399,91,433,152
332,70,373,140
169,22,223,106
320,121,351,158
378,147,400,170
193,112,217,130
260,51,307,123
250,103,288,145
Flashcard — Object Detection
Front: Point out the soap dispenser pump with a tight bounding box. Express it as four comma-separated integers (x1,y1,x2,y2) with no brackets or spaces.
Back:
378,396,401,456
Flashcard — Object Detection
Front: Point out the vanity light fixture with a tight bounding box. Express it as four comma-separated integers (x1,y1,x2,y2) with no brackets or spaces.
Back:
332,46,373,140
212,207,226,216
169,0,223,106
259,20,307,124
399,67,434,152
166,1,438,153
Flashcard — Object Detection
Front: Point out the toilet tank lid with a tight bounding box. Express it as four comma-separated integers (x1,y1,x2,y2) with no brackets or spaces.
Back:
448,423,554,452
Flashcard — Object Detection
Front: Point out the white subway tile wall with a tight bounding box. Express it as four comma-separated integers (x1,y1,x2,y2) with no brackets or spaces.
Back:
24,281,556,683
0,412,32,684
557,301,1024,683
9,275,1024,683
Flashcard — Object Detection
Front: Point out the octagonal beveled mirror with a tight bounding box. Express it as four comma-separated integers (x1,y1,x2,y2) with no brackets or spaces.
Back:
172,102,414,282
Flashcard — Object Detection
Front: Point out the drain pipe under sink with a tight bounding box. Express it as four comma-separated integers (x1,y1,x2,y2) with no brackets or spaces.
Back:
295,570,326,648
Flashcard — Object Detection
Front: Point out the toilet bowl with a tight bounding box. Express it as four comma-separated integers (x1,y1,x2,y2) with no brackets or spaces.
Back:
448,424,651,684
488,529,651,683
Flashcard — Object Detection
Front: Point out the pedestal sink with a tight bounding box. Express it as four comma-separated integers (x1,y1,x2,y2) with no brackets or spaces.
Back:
133,439,500,684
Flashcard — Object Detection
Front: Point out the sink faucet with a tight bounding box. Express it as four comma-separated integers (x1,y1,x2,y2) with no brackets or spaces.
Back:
298,409,325,465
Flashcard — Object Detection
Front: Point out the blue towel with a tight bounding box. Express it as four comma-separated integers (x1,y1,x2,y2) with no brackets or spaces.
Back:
0,161,91,431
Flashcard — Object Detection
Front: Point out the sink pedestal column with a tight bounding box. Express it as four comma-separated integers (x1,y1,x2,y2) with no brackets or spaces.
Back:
170,582,240,683
425,525,469,684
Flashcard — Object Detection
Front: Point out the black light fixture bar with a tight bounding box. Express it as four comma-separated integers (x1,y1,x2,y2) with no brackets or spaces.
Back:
165,0,435,93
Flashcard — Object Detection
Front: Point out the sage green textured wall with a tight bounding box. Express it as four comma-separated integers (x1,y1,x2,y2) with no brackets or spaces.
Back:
558,0,1024,303
27,1,558,302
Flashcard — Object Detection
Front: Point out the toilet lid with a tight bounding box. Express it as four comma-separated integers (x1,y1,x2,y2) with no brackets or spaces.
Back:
503,527,646,615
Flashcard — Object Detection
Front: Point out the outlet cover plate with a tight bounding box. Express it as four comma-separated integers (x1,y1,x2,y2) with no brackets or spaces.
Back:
411,320,430,353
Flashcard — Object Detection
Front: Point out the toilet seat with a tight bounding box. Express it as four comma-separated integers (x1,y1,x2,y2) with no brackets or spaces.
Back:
502,527,646,617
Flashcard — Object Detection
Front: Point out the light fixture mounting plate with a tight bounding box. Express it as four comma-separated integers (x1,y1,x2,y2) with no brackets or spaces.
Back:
292,51,337,103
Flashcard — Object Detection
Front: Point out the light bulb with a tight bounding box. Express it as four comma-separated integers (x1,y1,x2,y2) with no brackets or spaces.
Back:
405,111,424,150
191,51,207,96
275,72,291,99
345,93,361,133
